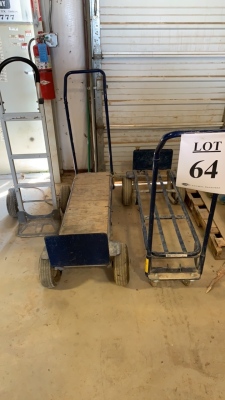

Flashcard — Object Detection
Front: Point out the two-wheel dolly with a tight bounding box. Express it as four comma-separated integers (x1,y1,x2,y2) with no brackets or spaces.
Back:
122,130,219,284
39,69,129,288
0,57,61,237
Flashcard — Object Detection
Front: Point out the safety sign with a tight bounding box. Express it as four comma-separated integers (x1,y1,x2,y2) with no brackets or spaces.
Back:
0,0,22,22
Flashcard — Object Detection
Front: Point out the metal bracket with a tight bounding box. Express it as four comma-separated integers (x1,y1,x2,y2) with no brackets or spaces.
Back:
44,33,58,48
93,50,103,60
41,247,49,260
96,77,103,90
126,171,135,179
96,77,108,91
109,241,121,257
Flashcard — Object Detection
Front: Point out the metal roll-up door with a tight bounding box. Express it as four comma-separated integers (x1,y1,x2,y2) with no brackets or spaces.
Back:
90,0,225,173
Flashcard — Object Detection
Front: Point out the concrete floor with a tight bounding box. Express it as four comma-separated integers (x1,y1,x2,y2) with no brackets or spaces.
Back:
0,177,225,400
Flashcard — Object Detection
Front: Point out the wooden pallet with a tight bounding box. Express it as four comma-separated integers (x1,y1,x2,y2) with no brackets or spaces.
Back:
185,189,225,260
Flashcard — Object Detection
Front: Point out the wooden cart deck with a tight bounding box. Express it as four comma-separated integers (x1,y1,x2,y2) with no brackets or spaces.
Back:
60,172,111,236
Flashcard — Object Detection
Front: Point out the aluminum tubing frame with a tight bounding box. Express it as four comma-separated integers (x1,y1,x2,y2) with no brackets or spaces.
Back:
0,56,58,214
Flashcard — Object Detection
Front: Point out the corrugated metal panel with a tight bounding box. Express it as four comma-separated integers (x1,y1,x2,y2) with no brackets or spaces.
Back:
95,0,225,173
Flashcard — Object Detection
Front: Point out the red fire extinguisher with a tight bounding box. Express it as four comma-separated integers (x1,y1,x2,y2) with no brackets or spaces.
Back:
33,40,55,100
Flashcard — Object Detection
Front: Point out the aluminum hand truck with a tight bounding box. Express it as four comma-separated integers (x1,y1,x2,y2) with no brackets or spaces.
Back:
0,57,60,237
122,130,221,284
38,69,129,288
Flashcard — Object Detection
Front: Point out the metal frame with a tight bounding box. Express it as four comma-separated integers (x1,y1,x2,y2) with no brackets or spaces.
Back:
89,0,105,171
44,69,116,269
64,68,113,175
127,130,224,281
0,56,60,237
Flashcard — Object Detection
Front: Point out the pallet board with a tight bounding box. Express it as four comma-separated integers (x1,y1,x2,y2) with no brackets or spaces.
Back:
185,189,225,260
185,191,219,234
60,172,111,236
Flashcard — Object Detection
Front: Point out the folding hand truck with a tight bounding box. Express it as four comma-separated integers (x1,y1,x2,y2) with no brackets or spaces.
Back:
122,130,221,284
0,56,60,237
38,69,129,288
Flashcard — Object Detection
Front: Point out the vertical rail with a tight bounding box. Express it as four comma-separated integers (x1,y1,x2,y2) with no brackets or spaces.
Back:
63,75,78,174
145,172,168,253
198,193,218,274
64,69,113,175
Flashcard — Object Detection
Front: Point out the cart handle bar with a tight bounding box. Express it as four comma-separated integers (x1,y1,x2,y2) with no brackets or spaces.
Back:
0,57,43,103
64,69,113,175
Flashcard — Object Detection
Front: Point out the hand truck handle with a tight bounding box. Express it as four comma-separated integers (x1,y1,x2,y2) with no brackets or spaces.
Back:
0,56,40,82
64,69,113,176
0,57,42,101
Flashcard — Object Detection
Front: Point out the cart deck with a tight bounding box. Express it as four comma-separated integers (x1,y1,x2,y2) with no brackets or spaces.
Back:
60,172,111,236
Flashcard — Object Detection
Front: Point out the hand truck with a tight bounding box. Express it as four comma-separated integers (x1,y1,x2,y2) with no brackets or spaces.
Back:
122,130,221,284
38,69,129,288
0,56,60,237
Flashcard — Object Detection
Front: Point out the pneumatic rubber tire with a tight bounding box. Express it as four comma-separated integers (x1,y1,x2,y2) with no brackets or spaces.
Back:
39,257,62,288
122,177,132,206
6,188,18,218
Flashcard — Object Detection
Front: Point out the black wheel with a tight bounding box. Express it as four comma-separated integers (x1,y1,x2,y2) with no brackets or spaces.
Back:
6,188,18,218
181,280,193,287
60,185,71,213
122,177,132,205
149,280,159,287
39,256,62,288
113,243,129,286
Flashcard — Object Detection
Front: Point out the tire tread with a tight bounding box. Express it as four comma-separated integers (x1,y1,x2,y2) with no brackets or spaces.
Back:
122,177,132,206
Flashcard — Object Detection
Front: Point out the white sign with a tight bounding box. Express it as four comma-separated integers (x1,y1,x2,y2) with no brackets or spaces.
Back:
176,132,225,194
0,0,22,22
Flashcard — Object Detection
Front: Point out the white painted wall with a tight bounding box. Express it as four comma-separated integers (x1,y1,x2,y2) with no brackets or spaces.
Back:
40,0,87,171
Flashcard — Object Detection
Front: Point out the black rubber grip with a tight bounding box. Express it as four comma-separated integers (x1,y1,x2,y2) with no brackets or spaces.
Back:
0,56,40,83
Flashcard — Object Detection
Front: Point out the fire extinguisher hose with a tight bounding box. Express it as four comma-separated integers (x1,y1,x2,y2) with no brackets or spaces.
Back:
28,37,35,63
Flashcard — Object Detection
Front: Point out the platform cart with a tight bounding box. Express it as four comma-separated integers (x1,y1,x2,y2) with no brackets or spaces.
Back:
122,130,220,284
39,69,129,288
0,57,60,237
